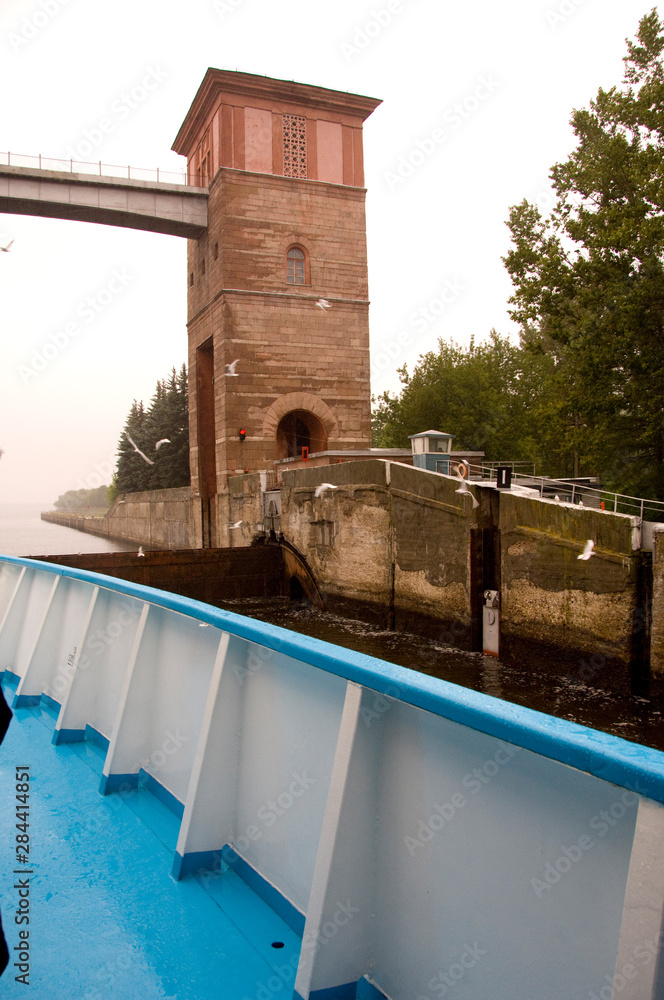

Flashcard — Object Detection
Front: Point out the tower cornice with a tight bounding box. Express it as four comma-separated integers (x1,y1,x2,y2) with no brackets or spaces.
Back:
172,68,381,158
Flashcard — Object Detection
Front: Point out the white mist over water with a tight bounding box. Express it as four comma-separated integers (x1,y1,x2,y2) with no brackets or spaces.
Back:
0,503,138,556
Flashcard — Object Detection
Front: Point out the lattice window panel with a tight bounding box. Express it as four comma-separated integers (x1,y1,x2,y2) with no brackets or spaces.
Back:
198,127,211,185
283,114,307,177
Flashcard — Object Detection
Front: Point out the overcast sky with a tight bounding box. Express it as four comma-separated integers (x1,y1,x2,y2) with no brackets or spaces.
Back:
0,0,654,504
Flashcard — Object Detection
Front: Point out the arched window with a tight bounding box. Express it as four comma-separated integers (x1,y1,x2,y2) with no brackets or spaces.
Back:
286,245,309,285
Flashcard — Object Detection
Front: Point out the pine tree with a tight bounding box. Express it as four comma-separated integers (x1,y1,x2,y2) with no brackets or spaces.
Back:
115,400,151,493
143,366,190,489
114,366,190,494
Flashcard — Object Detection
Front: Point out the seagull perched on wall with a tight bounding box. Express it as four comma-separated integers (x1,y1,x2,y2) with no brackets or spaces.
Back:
316,298,331,311
137,546,145,557
125,433,154,465
455,477,479,509
0,238,14,252
225,359,240,376
314,483,338,497
155,438,170,450
578,540,595,561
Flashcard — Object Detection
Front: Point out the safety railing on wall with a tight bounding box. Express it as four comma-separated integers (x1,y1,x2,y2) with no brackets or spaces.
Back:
1,554,664,1000
0,150,206,188
476,459,538,477
456,460,664,522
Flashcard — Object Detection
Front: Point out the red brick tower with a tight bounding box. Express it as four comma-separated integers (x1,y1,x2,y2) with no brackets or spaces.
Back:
172,70,381,546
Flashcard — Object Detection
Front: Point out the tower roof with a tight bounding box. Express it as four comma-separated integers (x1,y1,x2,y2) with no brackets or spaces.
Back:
408,430,454,440
173,68,382,157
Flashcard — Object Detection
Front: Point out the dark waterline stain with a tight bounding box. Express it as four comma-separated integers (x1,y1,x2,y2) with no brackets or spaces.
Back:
217,596,664,753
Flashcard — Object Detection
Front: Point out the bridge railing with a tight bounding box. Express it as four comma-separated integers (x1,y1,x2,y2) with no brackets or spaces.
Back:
0,150,206,188
2,553,664,1000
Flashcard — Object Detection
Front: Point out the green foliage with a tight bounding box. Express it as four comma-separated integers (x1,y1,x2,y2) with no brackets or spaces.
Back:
106,477,120,505
504,10,664,498
54,486,110,511
372,332,562,471
115,364,189,493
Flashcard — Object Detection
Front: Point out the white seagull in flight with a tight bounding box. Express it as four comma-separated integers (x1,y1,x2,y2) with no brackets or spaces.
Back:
316,298,331,311
125,433,154,465
578,540,595,560
455,477,479,509
225,360,240,376
314,483,338,497
155,438,170,450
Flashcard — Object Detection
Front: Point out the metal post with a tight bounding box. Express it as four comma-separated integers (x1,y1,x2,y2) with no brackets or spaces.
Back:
614,494,618,513
39,154,41,169
157,167,159,182
572,484,576,504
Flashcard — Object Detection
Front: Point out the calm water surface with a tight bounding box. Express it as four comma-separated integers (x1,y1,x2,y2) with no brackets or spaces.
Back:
0,503,138,556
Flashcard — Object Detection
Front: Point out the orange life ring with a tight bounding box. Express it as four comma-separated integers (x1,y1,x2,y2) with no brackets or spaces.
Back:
458,461,469,479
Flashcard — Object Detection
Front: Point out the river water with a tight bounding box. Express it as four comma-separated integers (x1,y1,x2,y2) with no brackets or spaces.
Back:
1,505,662,751
218,596,664,753
0,503,138,556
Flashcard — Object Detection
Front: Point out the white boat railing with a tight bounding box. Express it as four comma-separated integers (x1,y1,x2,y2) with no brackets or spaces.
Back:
1,554,664,1000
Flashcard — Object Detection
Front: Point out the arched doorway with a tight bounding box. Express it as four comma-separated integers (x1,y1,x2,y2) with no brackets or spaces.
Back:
275,409,327,459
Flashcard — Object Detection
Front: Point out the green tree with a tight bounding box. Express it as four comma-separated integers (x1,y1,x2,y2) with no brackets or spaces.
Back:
143,365,190,490
115,399,150,493
114,365,190,494
504,10,664,497
54,486,110,511
372,331,553,468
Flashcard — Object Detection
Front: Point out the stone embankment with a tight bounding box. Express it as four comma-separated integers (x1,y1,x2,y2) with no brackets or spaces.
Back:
42,487,194,549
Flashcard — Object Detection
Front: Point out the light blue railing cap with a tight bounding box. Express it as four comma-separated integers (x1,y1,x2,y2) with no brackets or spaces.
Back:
4,554,664,802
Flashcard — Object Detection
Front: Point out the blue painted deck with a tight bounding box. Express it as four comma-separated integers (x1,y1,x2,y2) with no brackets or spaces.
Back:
0,676,301,1000
3,555,664,999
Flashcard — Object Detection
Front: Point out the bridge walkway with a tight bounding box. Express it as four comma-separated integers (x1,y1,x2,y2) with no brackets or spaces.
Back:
0,154,207,238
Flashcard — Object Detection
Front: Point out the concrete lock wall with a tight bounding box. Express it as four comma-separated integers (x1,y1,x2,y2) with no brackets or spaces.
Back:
652,528,664,677
388,461,477,640
499,491,641,674
280,461,651,675
225,474,265,549
280,460,394,616
280,460,477,639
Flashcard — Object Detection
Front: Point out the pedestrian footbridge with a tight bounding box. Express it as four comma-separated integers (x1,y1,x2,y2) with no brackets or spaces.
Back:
1,554,664,999
0,153,207,238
